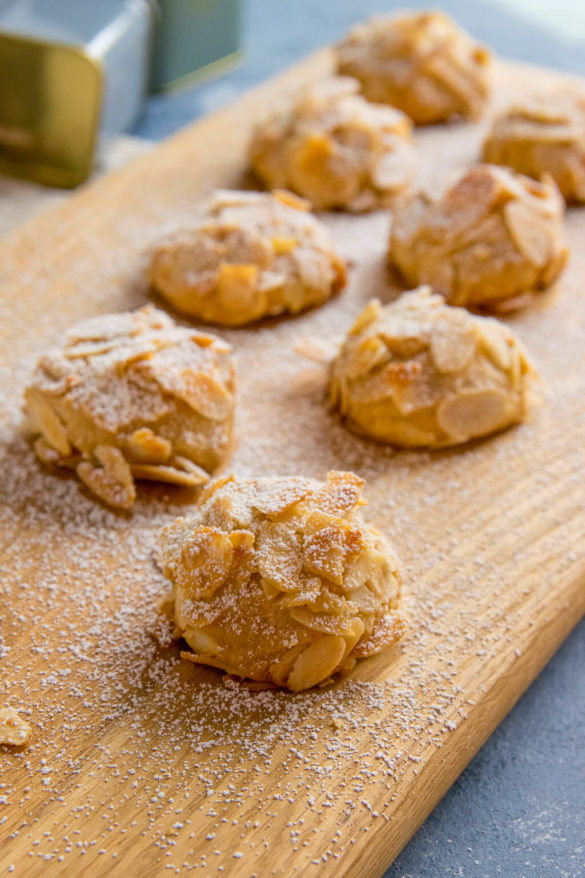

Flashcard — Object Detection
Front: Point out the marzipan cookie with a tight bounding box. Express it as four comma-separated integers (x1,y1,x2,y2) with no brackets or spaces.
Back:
25,306,235,508
161,471,406,691
149,190,346,326
329,287,536,448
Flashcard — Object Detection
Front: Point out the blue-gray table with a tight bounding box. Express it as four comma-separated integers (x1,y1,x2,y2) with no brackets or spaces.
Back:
134,2,585,875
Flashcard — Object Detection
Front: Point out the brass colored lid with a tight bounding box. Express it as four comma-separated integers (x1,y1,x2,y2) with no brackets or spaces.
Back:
0,33,103,189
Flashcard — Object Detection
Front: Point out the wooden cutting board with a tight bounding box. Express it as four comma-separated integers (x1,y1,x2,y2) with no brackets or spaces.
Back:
1,50,584,877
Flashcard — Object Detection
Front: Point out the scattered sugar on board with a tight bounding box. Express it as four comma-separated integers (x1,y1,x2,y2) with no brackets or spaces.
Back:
1,91,585,874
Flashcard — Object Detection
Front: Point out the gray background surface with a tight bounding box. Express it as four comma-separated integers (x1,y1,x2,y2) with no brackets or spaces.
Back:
134,2,585,876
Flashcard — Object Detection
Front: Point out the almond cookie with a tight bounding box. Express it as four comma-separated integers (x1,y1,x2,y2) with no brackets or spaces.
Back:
329,287,536,448
389,165,569,312
483,90,585,203
336,11,490,125
248,76,415,212
160,471,405,691
149,190,347,326
24,306,235,509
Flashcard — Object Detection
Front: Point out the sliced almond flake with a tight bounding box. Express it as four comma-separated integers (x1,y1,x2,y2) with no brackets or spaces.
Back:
504,200,554,267
303,526,349,585
175,526,236,600
310,470,364,516
280,578,323,607
429,314,477,374
130,463,208,488
476,319,513,371
256,521,303,592
286,635,347,691
349,300,381,336
182,626,221,656
177,369,233,421
77,445,136,509
343,336,389,379
251,478,315,517
352,612,407,658
290,606,358,636
127,427,172,464
437,389,515,441
25,391,71,457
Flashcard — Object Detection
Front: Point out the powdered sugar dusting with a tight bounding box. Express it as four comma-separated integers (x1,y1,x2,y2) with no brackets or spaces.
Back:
1,59,584,874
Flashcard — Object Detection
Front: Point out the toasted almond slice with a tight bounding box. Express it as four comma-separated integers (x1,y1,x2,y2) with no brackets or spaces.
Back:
180,369,233,421
130,463,208,488
343,336,388,379
290,606,357,635
183,626,221,656
252,479,314,517
176,526,235,599
269,644,307,687
311,470,364,516
26,390,71,457
0,707,31,746
352,612,407,657
303,525,349,585
127,427,172,463
349,300,381,335
437,389,514,441
504,200,553,267
287,635,347,691
430,315,477,374
77,449,136,510
257,521,303,592
477,319,513,370
273,190,311,211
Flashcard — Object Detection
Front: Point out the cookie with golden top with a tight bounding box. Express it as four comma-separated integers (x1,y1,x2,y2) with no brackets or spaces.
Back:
24,306,235,509
483,90,585,203
329,287,536,448
389,165,569,313
336,10,490,124
160,471,405,691
249,76,415,212
149,190,347,326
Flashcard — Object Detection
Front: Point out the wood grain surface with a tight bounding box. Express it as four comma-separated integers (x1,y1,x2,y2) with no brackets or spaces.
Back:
1,51,584,877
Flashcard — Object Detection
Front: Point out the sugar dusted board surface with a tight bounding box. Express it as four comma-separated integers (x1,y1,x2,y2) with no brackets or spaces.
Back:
1,51,584,877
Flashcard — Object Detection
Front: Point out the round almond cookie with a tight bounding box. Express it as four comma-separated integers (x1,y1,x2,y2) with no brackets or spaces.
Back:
248,76,415,212
24,305,235,509
336,11,490,125
329,287,536,448
148,190,347,326
483,90,585,203
389,164,569,313
160,470,406,691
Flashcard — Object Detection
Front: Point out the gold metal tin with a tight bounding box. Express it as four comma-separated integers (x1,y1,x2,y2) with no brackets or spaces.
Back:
0,33,102,189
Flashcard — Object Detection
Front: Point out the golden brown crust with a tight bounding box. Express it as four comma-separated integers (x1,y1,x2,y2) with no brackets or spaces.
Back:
336,11,490,125
329,287,537,448
249,76,415,212
483,90,585,203
389,165,569,312
160,471,405,691
149,190,347,325
24,306,235,508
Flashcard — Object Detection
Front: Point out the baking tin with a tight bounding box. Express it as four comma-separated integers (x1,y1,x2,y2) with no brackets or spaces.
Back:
0,0,153,188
